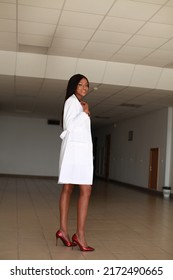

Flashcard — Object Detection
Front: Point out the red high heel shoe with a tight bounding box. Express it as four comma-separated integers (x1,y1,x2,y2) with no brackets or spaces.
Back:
56,230,74,247
72,234,95,252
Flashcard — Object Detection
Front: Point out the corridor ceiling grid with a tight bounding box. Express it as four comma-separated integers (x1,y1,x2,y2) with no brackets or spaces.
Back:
0,0,173,127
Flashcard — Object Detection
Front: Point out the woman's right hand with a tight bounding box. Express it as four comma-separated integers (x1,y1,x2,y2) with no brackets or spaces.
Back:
81,101,90,116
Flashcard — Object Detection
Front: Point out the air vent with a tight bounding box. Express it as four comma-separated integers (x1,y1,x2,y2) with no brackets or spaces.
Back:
47,119,60,125
119,103,142,108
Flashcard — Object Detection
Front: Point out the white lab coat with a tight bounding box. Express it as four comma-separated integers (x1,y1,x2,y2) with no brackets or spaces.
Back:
58,94,93,185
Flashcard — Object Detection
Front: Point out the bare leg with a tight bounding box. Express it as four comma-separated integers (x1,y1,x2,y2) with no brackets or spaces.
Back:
76,185,92,246
59,184,73,238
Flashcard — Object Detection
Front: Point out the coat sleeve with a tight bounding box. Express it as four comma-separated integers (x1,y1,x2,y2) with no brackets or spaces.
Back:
63,97,89,132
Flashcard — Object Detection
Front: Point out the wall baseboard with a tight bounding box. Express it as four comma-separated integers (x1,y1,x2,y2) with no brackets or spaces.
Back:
0,173,57,180
95,176,173,198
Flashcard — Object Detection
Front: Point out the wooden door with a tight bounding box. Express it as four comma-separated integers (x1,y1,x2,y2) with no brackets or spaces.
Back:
148,148,159,189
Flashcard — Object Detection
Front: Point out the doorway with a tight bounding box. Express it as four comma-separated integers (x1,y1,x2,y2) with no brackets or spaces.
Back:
148,148,159,190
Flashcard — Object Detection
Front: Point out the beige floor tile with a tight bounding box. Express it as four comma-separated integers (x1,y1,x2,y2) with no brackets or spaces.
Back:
51,251,86,260
134,245,173,260
18,244,51,260
114,252,146,260
0,250,19,260
0,176,173,260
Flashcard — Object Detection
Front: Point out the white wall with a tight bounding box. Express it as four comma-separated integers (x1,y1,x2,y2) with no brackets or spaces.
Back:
0,108,170,191
0,115,62,177
94,108,168,191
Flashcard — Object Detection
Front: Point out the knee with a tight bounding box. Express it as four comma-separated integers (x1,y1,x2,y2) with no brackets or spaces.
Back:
62,184,73,195
80,186,92,199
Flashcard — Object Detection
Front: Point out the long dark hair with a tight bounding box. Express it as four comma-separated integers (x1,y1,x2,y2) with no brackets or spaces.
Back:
61,74,89,127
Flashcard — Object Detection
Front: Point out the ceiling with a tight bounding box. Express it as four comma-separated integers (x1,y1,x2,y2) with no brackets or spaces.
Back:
1,0,173,128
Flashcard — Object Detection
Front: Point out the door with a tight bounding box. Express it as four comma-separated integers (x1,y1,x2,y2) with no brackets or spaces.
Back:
104,134,111,180
148,148,159,189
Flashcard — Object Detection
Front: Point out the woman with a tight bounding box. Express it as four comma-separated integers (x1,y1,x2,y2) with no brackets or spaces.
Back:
56,74,94,252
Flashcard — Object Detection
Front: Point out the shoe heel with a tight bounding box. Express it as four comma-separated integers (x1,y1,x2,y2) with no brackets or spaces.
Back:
56,230,74,247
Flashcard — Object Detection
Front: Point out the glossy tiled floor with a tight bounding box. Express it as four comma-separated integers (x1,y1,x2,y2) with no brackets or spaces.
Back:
0,176,173,260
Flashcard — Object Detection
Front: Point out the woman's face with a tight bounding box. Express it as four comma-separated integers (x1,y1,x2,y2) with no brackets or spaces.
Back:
75,78,89,100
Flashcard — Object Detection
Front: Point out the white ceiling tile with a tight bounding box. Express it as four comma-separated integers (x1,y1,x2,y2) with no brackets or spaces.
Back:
132,0,167,3
0,94,13,104
19,45,48,54
120,87,150,96
76,59,106,83
127,35,167,48
64,0,115,15
18,21,56,36
48,47,82,57
91,31,131,45
18,34,52,47
0,3,16,19
15,96,34,113
157,68,173,90
15,77,43,96
129,94,157,104
138,22,173,38
51,37,87,50
0,19,16,32
41,79,66,95
59,11,103,29
151,6,173,24
106,93,131,103
84,42,120,54
99,17,145,34
18,0,64,9
166,0,173,6
0,42,17,52
108,0,161,20
130,65,162,88
111,54,141,64
160,39,173,51
151,89,173,96
0,32,16,45
55,26,94,40
103,62,135,86
16,53,47,78
0,97,14,112
80,50,113,61
94,84,124,96
18,5,61,24
166,61,173,68
46,56,77,80
147,49,173,61
140,56,172,67
0,75,14,94
115,46,154,57
16,77,43,87
0,0,16,3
